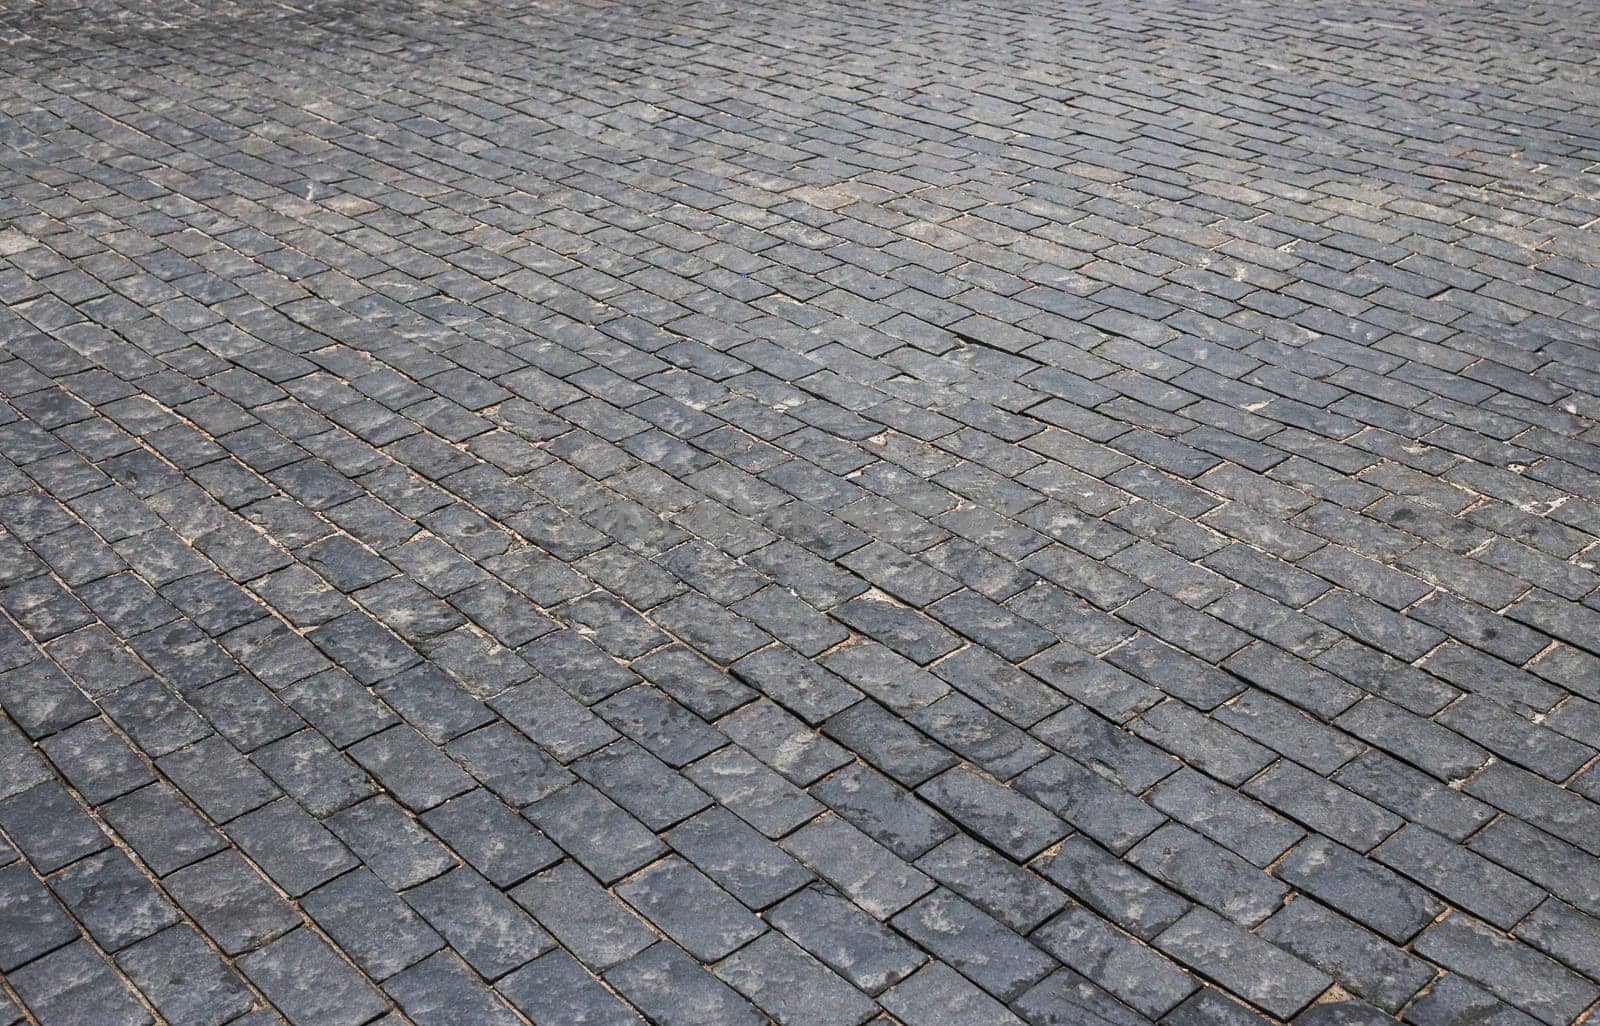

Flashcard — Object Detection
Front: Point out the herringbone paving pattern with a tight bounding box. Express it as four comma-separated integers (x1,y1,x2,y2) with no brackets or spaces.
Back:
1,0,1599,1022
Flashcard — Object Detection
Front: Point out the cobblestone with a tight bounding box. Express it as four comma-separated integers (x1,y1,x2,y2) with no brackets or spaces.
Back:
1,0,1599,1021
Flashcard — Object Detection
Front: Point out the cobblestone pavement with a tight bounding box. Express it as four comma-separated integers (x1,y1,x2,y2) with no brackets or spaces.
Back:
0,0,1598,1023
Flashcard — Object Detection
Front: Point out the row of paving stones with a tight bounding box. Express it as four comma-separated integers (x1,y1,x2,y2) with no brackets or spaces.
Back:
1,0,1600,1024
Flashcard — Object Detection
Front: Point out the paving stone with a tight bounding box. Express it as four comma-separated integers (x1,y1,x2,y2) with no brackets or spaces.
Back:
917,832,1068,933
1335,697,1487,782
96,678,210,759
405,867,553,979
632,644,754,720
238,928,389,1026
0,660,97,738
1421,643,1558,715
892,887,1056,1001
1013,968,1151,1026
669,806,815,909
1414,914,1600,1026
731,645,861,726
165,849,301,956
714,930,879,1026
115,924,255,1026
302,868,444,980
6,8,1600,1022
930,588,1056,661
596,683,730,765
605,942,765,1026
306,612,418,685
717,699,852,786
1214,690,1364,776
840,541,960,607
1464,761,1600,856
0,861,78,972
1332,750,1494,842
732,585,850,656
9,941,151,1026
1033,901,1198,1019
879,963,1027,1026
385,950,524,1026
1437,695,1594,782
917,764,1066,860
823,699,955,788
1258,899,1433,1013
1162,986,1278,1026
510,860,657,971
38,717,154,805
1130,699,1274,786
1412,592,1549,665
766,883,927,994
0,780,109,872
1034,833,1190,940
375,662,494,744
1307,591,1443,663
1516,899,1600,987
1118,592,1250,663
490,674,618,760
526,781,666,882
908,690,1050,779
1403,974,1544,1026
156,735,281,824
47,848,178,951
421,788,561,886
650,593,772,665
1274,835,1442,943
1034,706,1178,795
445,721,573,807
812,761,954,859
1107,633,1241,710
326,795,457,891
1374,823,1545,930
1295,997,1397,1025
834,596,961,665
1223,642,1360,720
1148,768,1303,867
1127,822,1289,927
250,728,373,816
280,668,397,748
225,798,356,896
822,642,949,713
1015,754,1166,853
498,949,645,1026
348,724,474,811
681,739,819,838
1154,908,1330,1020
616,855,766,961
1244,761,1402,852
781,811,930,918
1017,643,1141,723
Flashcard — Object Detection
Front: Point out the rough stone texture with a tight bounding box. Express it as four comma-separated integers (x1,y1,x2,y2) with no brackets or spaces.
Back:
1,0,1599,1023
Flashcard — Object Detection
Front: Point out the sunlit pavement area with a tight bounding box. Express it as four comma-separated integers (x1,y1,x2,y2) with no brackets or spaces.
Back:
1,0,1600,1023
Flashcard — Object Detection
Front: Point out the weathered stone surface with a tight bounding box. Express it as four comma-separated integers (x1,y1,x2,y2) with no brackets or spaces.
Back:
2,1,1598,1021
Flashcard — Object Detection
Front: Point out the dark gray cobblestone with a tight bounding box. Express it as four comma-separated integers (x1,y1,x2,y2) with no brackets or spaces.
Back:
0,0,1598,1022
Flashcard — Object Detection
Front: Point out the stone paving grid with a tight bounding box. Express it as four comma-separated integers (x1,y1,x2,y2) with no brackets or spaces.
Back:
0,0,1597,1022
